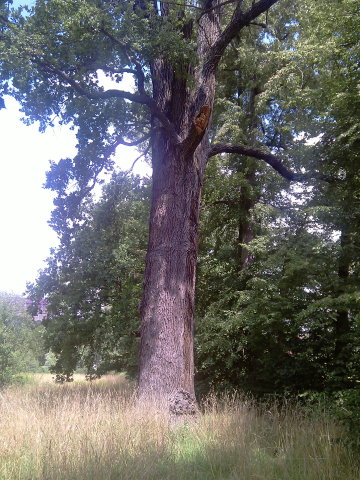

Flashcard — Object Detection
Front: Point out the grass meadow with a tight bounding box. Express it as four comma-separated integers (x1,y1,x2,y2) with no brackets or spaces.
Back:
0,374,358,480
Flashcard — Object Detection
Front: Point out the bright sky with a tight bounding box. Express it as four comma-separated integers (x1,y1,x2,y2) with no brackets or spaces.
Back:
0,95,150,295
1,81,152,298
0,1,153,295
0,97,71,294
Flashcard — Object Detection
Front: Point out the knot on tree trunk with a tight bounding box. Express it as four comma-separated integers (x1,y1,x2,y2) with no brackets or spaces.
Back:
169,389,198,416
193,105,211,136
181,105,211,156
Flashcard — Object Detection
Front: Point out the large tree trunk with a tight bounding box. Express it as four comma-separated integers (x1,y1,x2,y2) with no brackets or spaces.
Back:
332,229,352,388
138,137,204,414
136,1,220,414
137,58,214,413
136,0,278,414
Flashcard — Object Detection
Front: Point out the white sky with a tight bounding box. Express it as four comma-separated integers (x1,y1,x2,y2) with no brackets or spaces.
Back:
0,2,151,294
0,96,72,294
0,95,150,295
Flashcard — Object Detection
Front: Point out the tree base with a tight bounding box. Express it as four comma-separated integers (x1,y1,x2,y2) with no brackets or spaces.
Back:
137,388,199,423
169,389,198,416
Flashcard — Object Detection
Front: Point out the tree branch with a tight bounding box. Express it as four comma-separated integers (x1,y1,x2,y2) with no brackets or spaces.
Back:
249,21,268,28
159,1,203,10
209,142,295,179
208,143,336,183
112,132,151,147
100,28,147,95
196,0,236,23
100,67,138,76
32,58,181,144
33,58,146,102
123,144,151,176
205,0,279,73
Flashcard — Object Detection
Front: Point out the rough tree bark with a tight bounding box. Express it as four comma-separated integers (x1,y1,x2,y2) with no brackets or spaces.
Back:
137,0,280,414
138,2,219,413
333,229,352,387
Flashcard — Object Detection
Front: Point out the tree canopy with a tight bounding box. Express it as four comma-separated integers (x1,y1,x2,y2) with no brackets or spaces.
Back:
1,0,359,409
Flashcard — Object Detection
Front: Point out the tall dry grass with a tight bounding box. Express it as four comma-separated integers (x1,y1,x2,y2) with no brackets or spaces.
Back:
0,375,358,480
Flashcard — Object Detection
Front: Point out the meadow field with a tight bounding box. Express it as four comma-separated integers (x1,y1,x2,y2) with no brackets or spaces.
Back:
0,374,358,480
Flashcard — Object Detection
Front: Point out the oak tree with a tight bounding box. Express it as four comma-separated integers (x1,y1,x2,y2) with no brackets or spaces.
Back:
0,0,322,412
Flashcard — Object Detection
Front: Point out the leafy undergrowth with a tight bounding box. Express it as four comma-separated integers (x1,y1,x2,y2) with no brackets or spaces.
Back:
0,375,358,480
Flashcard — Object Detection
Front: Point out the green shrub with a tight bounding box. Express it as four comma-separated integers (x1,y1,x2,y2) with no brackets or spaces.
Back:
0,293,45,387
334,388,360,449
11,373,36,385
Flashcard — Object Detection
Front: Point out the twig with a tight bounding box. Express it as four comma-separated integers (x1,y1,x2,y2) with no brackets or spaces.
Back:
208,142,337,183
123,144,151,176
113,132,151,148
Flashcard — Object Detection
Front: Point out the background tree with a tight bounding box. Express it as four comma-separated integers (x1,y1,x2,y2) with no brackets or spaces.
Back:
0,292,45,387
195,0,359,395
301,0,360,390
29,173,150,381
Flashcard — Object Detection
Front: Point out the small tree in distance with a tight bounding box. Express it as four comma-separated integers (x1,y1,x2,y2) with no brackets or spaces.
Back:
0,292,44,386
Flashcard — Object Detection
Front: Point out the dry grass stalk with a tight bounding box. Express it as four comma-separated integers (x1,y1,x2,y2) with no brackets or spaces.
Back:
0,375,358,480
